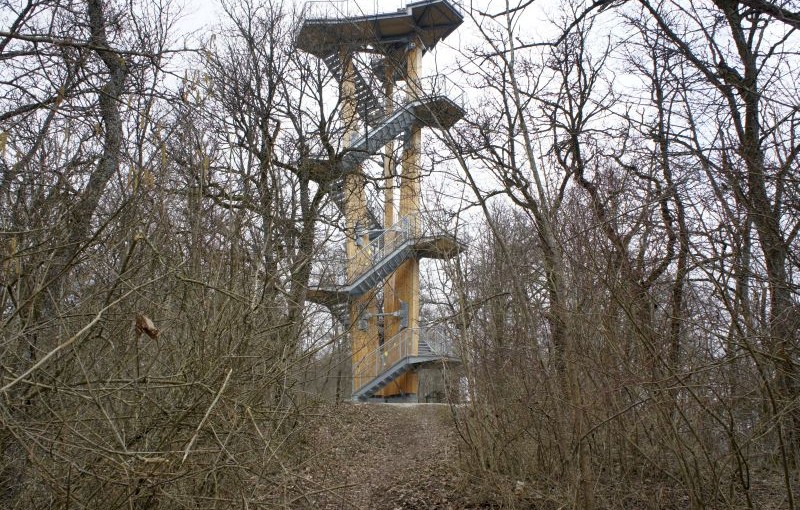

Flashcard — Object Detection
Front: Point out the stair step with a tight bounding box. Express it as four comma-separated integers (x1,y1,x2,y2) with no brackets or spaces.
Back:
354,359,417,398
321,53,383,126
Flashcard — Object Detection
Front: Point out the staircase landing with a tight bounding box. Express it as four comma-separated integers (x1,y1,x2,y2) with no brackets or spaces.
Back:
296,0,463,56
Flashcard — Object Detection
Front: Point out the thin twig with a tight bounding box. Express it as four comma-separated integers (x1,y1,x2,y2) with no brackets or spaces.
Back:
1,273,170,394
182,368,233,463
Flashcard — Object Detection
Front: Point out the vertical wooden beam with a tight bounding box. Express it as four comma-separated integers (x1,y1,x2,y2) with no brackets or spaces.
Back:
341,49,378,391
383,61,396,232
341,49,359,265
382,58,399,350
383,40,423,398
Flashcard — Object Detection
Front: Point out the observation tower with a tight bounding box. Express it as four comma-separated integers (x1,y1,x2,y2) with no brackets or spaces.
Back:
296,0,464,402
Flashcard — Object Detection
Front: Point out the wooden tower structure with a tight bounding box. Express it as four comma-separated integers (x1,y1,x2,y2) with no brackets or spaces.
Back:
296,0,464,402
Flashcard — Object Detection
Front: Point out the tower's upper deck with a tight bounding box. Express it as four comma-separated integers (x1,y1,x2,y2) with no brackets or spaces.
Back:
295,0,463,56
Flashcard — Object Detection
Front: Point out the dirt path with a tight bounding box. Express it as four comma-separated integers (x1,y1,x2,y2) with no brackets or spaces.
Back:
296,403,468,509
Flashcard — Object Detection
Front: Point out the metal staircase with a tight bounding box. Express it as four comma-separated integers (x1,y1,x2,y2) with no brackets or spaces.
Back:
323,94,463,236
314,214,460,299
342,106,418,165
351,326,460,400
329,178,383,237
307,214,462,331
312,95,458,177
322,52,384,125
309,80,464,397
347,219,416,298
312,53,466,240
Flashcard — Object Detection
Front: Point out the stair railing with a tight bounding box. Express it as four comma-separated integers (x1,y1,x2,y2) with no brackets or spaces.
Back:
347,211,462,283
348,214,415,283
352,327,414,393
351,325,457,394
419,324,457,356
395,75,466,111
341,75,465,154
302,0,406,21
300,0,463,22
303,74,465,173
309,212,456,289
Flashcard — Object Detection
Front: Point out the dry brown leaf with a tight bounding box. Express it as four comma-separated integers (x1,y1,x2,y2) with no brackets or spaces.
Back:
135,313,160,339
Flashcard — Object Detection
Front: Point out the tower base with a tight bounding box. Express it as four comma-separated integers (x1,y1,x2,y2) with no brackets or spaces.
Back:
356,393,419,403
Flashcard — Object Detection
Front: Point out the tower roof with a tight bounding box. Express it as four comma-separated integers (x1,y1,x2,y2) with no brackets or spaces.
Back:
295,0,463,56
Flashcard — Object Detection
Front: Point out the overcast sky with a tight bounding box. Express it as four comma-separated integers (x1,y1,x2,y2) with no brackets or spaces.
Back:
175,0,562,72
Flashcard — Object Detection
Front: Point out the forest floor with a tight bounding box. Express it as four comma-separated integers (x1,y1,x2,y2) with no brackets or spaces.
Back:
262,402,799,510
290,402,475,509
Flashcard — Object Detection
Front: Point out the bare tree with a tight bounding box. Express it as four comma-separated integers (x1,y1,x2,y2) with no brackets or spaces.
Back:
0,1,334,506
442,0,799,507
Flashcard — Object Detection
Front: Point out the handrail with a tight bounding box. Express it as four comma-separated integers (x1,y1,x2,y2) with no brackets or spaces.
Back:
302,1,464,21
302,73,465,168
419,325,456,356
398,75,466,111
347,212,457,283
301,0,463,21
308,211,457,289
301,0,404,21
348,214,414,282
349,75,466,143
351,325,457,393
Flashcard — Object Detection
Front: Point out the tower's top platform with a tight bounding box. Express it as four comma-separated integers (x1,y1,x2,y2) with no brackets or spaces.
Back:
295,0,463,56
